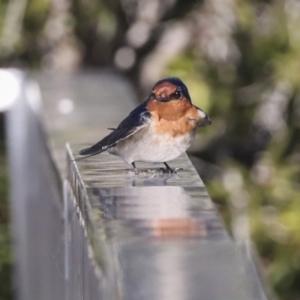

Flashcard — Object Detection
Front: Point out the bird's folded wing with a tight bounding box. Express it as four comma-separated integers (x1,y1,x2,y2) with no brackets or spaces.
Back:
79,101,151,157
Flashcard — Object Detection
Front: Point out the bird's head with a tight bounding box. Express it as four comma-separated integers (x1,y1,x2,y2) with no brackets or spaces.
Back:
147,77,193,120
149,77,191,103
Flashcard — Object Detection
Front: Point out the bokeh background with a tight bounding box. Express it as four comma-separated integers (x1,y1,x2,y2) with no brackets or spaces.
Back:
1,0,300,299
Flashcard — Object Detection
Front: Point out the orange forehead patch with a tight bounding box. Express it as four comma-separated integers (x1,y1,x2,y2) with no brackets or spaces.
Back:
153,82,178,97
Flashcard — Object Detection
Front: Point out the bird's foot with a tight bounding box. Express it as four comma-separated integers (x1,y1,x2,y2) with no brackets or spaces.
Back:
159,167,183,174
124,167,150,177
130,163,142,175
161,162,183,174
133,168,141,175
124,168,141,176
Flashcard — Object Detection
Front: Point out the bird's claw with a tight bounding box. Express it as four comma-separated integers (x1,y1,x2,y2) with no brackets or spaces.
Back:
159,167,183,174
124,168,154,177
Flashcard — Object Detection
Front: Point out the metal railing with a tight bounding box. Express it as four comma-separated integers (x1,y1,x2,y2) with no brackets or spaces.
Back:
2,69,268,300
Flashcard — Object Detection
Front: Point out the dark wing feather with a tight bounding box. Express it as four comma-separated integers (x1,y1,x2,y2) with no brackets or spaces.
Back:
79,101,151,158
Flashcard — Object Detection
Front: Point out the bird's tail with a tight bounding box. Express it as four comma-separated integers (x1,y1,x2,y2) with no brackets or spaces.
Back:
76,140,114,161
79,128,119,157
71,148,105,162
78,146,106,158
79,147,97,156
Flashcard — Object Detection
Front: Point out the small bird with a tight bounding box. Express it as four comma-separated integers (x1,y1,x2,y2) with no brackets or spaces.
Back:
79,77,211,173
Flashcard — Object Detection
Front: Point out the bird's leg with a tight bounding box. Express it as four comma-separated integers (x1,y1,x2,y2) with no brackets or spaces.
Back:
131,162,140,175
163,162,173,173
162,162,183,174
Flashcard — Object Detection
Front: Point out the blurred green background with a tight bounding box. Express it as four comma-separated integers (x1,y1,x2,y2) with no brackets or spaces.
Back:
1,0,300,299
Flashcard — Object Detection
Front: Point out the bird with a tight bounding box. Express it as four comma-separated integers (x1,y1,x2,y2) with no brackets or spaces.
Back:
79,77,211,174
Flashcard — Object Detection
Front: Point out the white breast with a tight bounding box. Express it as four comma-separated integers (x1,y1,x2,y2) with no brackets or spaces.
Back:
109,125,197,164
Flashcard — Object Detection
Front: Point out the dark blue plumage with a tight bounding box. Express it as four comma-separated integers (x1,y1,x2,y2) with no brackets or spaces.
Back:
79,100,151,157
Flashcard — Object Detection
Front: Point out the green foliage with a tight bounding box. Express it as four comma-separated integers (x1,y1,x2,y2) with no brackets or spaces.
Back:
164,1,300,299
0,0,299,299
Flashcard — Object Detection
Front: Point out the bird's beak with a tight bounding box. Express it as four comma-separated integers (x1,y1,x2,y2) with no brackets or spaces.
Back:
199,113,211,127
157,96,169,102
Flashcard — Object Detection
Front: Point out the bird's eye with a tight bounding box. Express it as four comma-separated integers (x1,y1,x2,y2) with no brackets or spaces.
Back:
173,91,183,99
